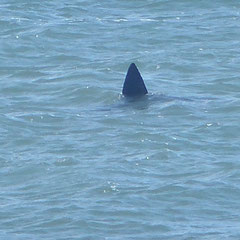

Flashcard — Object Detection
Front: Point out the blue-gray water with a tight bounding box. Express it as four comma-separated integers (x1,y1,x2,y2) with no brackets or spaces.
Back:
1,0,240,239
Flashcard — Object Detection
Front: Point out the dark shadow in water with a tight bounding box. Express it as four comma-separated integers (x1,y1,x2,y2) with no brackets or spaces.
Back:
96,93,216,112
120,94,150,110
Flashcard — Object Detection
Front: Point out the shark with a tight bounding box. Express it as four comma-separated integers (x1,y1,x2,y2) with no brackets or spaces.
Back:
120,63,213,105
96,63,213,111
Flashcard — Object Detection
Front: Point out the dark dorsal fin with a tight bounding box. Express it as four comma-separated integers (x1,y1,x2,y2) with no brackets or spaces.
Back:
122,63,148,97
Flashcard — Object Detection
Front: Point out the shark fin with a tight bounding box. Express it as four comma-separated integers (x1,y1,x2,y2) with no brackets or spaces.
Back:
122,63,148,97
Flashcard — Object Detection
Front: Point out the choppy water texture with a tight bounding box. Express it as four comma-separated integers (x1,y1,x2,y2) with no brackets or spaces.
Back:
1,0,240,239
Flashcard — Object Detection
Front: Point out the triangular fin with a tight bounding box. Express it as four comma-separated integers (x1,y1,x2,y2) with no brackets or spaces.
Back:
122,63,148,97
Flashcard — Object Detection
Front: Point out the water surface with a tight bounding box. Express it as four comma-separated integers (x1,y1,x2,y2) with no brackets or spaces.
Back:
1,0,240,239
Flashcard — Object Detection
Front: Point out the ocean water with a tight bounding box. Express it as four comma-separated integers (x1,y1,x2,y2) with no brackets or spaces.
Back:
1,0,240,239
